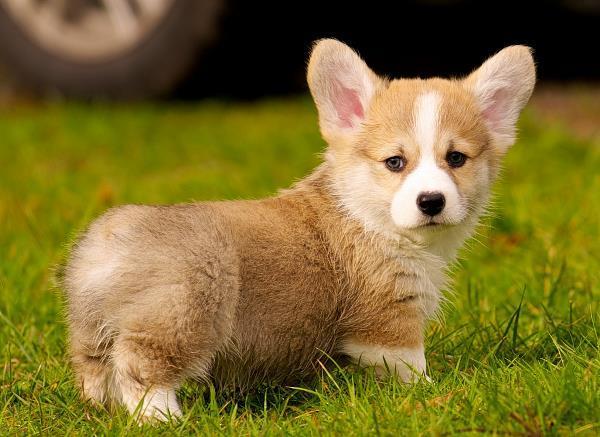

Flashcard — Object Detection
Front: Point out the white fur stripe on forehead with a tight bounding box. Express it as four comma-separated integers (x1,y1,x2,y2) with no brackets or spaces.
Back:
390,90,466,229
413,92,441,155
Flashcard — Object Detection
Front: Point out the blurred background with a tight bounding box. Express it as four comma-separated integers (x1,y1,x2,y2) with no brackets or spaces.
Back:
0,0,598,100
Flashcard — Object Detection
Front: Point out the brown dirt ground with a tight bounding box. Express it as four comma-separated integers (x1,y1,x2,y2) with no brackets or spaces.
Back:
530,83,600,142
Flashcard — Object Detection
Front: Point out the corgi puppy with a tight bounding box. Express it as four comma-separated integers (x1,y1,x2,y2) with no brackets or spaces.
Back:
64,39,535,421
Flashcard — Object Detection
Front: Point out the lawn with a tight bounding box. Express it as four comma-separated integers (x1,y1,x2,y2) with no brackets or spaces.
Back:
0,96,598,435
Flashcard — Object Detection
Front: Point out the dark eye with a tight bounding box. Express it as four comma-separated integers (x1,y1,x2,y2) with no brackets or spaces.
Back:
384,156,406,172
446,151,467,168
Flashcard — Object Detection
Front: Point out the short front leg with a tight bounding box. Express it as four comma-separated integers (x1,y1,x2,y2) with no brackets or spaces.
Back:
341,302,429,382
342,340,428,382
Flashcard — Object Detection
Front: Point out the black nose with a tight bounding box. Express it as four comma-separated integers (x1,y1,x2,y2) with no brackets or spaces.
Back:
417,192,445,217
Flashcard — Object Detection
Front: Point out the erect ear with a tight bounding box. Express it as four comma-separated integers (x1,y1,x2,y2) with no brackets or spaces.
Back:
307,39,380,144
464,46,536,151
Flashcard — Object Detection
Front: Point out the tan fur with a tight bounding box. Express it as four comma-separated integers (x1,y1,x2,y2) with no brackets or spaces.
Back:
63,40,535,421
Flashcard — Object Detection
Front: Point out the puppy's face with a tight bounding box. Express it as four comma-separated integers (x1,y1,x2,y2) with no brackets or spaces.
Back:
308,40,535,241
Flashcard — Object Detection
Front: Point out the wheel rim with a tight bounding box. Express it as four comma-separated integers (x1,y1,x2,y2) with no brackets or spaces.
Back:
0,0,175,62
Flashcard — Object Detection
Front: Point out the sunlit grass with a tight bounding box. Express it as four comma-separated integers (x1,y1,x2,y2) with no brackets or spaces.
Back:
1,97,598,435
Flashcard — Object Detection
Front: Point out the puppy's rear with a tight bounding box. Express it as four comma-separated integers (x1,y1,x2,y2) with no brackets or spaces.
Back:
65,204,241,417
65,197,342,420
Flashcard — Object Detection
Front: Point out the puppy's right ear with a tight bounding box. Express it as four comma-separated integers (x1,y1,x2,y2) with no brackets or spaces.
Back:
464,46,536,152
307,39,380,144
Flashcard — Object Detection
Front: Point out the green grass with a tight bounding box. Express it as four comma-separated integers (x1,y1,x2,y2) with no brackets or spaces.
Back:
1,97,598,435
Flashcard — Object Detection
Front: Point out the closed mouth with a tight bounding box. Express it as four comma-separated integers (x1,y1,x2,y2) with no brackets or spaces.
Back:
421,219,454,229
407,219,455,230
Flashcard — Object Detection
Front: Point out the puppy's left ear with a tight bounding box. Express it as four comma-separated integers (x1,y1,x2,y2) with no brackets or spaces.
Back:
465,46,536,151
307,39,381,145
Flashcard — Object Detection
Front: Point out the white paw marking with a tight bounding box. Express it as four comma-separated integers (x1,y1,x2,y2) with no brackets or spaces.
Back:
342,341,428,382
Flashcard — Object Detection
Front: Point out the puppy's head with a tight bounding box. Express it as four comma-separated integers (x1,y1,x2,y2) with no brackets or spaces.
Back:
308,39,535,241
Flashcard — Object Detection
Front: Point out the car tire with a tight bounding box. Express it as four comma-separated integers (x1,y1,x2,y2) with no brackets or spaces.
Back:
0,0,223,99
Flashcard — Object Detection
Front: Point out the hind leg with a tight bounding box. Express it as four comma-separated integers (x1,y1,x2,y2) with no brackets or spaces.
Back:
69,320,115,405
107,281,237,422
111,339,181,420
72,352,112,404
109,325,218,422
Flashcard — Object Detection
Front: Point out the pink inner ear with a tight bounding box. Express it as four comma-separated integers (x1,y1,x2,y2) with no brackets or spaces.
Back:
333,80,364,128
481,88,510,130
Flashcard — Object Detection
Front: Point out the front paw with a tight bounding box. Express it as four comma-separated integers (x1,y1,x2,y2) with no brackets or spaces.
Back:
342,341,429,383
